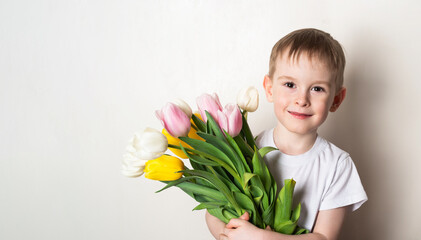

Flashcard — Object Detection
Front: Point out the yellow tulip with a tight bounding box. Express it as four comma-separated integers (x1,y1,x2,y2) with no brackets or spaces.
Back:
144,155,184,181
162,123,202,159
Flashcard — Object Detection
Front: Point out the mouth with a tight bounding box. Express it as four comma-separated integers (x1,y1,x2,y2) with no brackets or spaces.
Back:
288,111,313,119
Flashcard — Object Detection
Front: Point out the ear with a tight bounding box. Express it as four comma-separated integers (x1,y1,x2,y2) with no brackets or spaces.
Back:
263,75,274,102
330,87,346,112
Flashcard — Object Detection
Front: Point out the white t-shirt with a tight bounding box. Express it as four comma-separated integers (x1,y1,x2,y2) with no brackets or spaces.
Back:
256,128,368,231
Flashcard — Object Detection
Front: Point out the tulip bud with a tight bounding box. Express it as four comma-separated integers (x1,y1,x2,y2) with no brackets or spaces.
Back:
217,104,243,137
196,93,223,123
237,86,259,112
126,128,168,160
144,155,184,181
173,98,192,118
156,103,191,137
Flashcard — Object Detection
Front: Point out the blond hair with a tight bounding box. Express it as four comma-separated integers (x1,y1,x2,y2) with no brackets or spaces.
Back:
268,28,346,92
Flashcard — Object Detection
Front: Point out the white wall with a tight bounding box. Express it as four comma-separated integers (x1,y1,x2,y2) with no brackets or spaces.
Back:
1,1,420,239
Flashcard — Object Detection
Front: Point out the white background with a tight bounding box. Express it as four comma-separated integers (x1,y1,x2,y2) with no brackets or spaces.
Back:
1,1,420,239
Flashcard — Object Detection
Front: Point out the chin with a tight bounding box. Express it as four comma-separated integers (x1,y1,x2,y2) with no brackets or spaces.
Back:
286,126,317,136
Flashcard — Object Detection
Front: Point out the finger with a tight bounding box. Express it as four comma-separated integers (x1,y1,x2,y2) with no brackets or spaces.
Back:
226,218,244,229
265,225,272,231
239,211,250,221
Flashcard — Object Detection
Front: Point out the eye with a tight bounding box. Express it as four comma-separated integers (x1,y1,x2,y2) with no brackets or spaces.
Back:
284,82,296,88
311,86,325,92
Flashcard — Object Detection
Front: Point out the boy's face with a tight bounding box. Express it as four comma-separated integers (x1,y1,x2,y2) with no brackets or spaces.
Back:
263,52,345,136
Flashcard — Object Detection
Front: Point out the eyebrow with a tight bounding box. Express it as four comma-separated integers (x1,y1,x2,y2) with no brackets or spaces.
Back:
277,75,296,81
277,75,332,86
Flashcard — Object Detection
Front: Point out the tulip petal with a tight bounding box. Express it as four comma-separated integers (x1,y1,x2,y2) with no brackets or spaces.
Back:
121,155,146,178
139,129,168,158
237,86,259,112
217,110,228,134
217,104,242,137
144,155,184,181
123,152,148,167
173,98,192,118
227,104,242,137
159,103,191,137
196,93,223,123
125,128,168,164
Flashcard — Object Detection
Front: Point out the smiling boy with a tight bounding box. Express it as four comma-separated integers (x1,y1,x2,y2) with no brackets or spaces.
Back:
206,28,367,240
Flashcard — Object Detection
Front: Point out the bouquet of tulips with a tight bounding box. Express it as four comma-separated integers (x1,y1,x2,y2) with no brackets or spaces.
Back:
122,87,309,235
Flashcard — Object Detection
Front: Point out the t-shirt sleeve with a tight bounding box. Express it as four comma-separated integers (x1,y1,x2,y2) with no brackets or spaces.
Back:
319,156,368,211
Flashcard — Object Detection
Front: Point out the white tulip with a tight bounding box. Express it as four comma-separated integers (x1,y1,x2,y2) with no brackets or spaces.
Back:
173,98,192,118
126,128,168,160
237,86,259,112
121,153,146,177
121,128,168,178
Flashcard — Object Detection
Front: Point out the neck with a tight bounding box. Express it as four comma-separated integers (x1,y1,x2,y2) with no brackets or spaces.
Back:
273,126,318,155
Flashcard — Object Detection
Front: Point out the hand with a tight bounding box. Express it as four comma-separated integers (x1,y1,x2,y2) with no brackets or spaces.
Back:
219,212,264,240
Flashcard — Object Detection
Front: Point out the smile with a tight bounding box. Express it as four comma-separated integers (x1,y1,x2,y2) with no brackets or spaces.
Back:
288,111,312,119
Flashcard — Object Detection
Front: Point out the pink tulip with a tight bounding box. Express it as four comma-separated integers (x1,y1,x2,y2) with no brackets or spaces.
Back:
217,104,243,137
156,103,191,137
196,93,223,123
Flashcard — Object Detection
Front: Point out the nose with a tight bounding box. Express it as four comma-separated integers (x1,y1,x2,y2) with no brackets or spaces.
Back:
295,91,310,107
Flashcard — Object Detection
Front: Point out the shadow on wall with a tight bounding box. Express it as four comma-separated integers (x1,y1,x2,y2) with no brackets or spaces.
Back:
321,36,391,240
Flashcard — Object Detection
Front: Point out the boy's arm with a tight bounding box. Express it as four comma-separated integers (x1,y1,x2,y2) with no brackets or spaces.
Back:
213,207,348,240
205,211,226,239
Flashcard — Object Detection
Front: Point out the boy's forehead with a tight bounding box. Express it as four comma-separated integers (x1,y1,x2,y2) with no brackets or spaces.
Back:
277,50,329,68
274,51,334,83
275,52,332,73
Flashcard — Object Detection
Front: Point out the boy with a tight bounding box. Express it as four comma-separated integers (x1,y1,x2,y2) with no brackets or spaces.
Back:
205,28,367,240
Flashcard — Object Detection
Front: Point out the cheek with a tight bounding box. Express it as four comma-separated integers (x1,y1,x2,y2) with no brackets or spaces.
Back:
313,96,332,112
273,88,291,104
273,94,290,109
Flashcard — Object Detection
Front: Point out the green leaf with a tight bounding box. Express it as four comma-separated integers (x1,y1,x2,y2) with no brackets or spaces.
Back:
249,185,264,204
178,182,226,202
274,178,296,229
294,227,310,235
193,201,226,211
226,133,251,172
233,191,255,212
274,220,296,235
198,132,245,178
180,137,236,171
192,114,206,132
207,166,244,195
258,146,277,158
179,137,243,187
192,193,219,203
156,176,197,193
233,191,264,228
262,200,275,227
243,172,256,186
180,144,220,167
205,111,225,140
291,203,301,223
222,208,239,220
252,148,274,195
182,169,242,215
233,135,254,160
